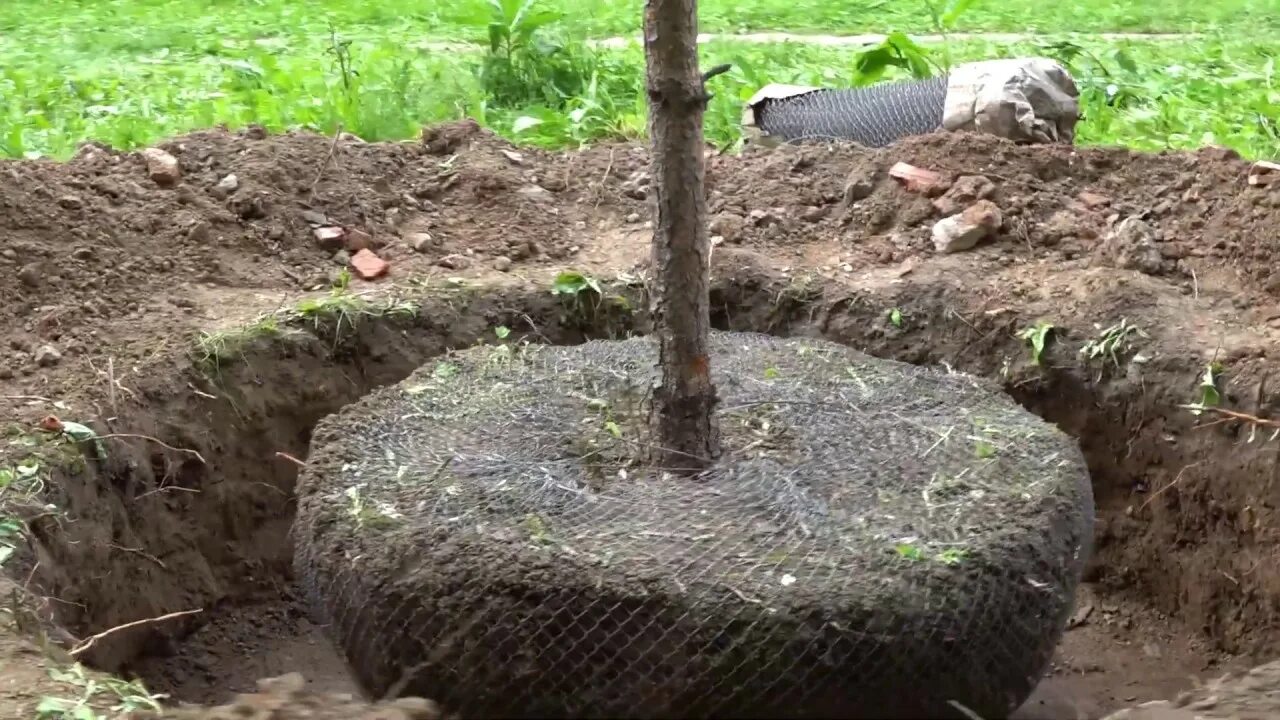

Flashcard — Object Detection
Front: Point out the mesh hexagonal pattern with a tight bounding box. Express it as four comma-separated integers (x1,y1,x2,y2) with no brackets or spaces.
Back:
751,76,949,146
293,331,1094,719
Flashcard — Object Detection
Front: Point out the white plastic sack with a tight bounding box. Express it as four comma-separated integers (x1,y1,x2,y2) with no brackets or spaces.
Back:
740,56,1080,146
942,57,1080,144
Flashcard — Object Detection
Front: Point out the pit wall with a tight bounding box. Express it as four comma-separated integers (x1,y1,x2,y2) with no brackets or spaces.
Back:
11,254,1280,679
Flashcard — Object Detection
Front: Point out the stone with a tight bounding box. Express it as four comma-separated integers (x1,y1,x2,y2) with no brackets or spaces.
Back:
405,232,435,253
34,345,61,367
932,200,1003,254
933,175,996,215
333,249,351,266
387,697,442,719
141,148,181,187
57,195,84,210
215,173,239,196
314,226,346,250
349,249,389,280
625,212,641,224
17,263,42,287
800,206,827,222
436,254,470,270
493,256,513,272
300,209,330,226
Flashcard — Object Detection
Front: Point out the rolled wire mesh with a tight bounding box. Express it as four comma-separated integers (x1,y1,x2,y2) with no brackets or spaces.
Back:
293,331,1094,719
752,76,949,146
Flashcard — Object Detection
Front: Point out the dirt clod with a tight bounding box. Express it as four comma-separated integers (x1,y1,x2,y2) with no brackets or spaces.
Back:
1095,216,1167,275
933,174,996,215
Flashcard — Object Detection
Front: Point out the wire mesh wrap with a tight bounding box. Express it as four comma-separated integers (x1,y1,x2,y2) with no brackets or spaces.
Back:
750,76,949,147
293,331,1094,719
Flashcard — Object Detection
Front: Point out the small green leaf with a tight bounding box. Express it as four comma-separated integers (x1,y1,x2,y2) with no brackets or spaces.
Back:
433,362,459,379
551,270,602,297
895,543,924,560
763,367,780,379
1017,321,1056,365
888,308,903,328
974,440,996,459
604,421,621,438
1198,363,1222,408
941,0,977,28
494,325,511,339
936,548,967,565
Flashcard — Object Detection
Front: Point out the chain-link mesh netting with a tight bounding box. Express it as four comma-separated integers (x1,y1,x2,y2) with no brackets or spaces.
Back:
293,331,1094,719
750,76,949,147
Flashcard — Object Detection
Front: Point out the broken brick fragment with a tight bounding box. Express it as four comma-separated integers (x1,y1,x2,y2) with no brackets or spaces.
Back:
350,248,389,280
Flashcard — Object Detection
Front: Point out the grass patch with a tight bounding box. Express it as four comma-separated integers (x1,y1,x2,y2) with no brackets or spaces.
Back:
192,279,419,375
194,315,292,374
1,3,1276,159
34,663,165,719
1,0,1274,48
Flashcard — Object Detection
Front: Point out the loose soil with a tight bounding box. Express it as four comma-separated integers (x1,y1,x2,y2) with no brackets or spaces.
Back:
1,121,1279,718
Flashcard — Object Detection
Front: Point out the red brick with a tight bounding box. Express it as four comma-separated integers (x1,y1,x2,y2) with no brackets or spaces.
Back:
350,249,389,280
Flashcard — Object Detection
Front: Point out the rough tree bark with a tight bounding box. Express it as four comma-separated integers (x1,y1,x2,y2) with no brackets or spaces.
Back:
644,0,720,470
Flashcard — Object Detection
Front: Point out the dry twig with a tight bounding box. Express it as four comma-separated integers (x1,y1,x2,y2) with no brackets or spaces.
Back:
69,608,202,658
275,451,308,468
93,433,207,464
309,125,344,200
1193,406,1280,429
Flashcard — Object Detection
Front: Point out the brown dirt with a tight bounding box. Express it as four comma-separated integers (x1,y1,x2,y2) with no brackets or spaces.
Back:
2,121,1280,718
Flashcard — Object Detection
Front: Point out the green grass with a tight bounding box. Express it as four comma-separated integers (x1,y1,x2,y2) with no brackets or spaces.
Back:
0,1,1276,160
2,0,1275,46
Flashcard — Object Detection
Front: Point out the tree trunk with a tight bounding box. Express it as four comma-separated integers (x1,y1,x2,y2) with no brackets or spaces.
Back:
644,0,720,470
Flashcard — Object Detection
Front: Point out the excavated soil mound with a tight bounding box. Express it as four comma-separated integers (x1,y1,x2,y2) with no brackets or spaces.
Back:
294,331,1093,719
3,121,1274,401
1,121,1279,719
